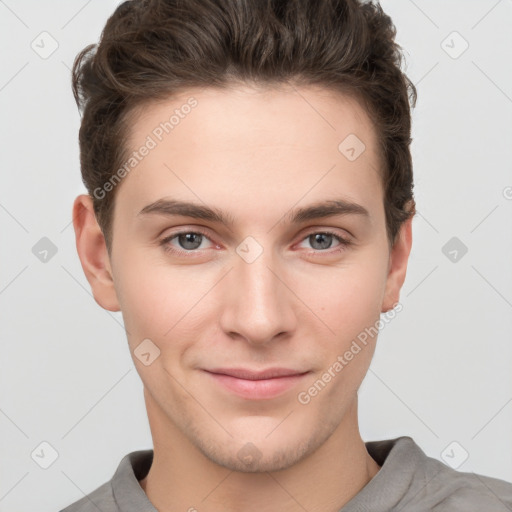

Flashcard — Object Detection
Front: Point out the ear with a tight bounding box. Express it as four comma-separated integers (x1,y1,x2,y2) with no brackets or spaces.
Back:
72,194,120,312
381,214,413,313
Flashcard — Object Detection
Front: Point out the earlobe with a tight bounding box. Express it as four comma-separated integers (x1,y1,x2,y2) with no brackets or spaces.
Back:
72,194,121,312
381,215,413,313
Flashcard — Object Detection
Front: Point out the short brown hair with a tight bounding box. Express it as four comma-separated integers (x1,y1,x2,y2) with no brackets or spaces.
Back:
72,0,417,253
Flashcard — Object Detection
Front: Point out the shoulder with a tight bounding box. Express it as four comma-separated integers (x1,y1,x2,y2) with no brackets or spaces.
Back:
420,455,512,511
59,480,116,512
390,437,512,511
57,449,153,512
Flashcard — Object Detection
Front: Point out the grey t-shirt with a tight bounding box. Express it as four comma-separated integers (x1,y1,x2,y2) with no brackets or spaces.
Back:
59,436,512,511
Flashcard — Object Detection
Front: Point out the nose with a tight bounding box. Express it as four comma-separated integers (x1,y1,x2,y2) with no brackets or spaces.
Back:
219,242,297,347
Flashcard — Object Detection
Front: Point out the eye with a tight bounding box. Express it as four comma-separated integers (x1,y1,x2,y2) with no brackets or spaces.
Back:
159,229,215,256
297,231,352,254
159,228,352,257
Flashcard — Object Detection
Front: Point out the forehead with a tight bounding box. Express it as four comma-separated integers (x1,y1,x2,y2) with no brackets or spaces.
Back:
117,83,383,224
127,83,378,155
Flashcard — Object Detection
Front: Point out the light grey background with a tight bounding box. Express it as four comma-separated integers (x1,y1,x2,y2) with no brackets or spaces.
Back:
1,1,511,511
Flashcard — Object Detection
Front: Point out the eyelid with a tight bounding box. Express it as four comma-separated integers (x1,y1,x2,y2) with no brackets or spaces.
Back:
296,224,353,241
158,225,353,256
293,229,352,253
159,226,217,254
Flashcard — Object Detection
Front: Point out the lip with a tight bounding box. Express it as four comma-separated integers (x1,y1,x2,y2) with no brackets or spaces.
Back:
203,368,310,400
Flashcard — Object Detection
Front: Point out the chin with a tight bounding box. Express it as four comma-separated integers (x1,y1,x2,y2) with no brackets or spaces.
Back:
205,443,311,474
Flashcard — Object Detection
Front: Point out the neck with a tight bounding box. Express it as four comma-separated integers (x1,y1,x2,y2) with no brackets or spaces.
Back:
139,390,380,512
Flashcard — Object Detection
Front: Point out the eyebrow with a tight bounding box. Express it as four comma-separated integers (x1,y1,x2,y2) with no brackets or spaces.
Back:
138,197,371,227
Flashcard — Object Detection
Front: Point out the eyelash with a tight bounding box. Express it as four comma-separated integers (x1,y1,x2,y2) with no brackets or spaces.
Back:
159,228,352,258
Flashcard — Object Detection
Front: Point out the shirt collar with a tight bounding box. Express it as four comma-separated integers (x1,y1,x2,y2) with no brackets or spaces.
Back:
110,436,424,512
339,436,426,511
111,449,157,511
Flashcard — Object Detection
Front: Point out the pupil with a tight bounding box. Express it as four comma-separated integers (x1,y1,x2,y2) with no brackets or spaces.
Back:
312,233,331,250
180,233,201,250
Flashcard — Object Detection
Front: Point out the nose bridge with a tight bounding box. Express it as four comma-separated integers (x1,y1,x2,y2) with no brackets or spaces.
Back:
220,236,295,344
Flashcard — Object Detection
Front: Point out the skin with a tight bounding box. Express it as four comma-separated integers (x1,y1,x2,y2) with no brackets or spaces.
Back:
73,83,413,512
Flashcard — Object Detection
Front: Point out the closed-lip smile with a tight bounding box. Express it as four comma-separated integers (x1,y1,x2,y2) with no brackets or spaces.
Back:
202,367,311,400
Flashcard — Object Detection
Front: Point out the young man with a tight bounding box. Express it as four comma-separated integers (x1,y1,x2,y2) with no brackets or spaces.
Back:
62,0,512,510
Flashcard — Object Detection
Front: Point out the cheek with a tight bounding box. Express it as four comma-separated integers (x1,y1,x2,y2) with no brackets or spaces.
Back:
113,237,388,352
112,253,176,344
113,252,216,354
303,271,384,406
312,259,387,342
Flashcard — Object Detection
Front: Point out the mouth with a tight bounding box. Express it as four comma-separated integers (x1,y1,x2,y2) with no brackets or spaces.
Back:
202,367,311,400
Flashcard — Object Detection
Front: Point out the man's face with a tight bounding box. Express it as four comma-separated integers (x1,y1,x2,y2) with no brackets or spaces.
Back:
105,84,400,472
